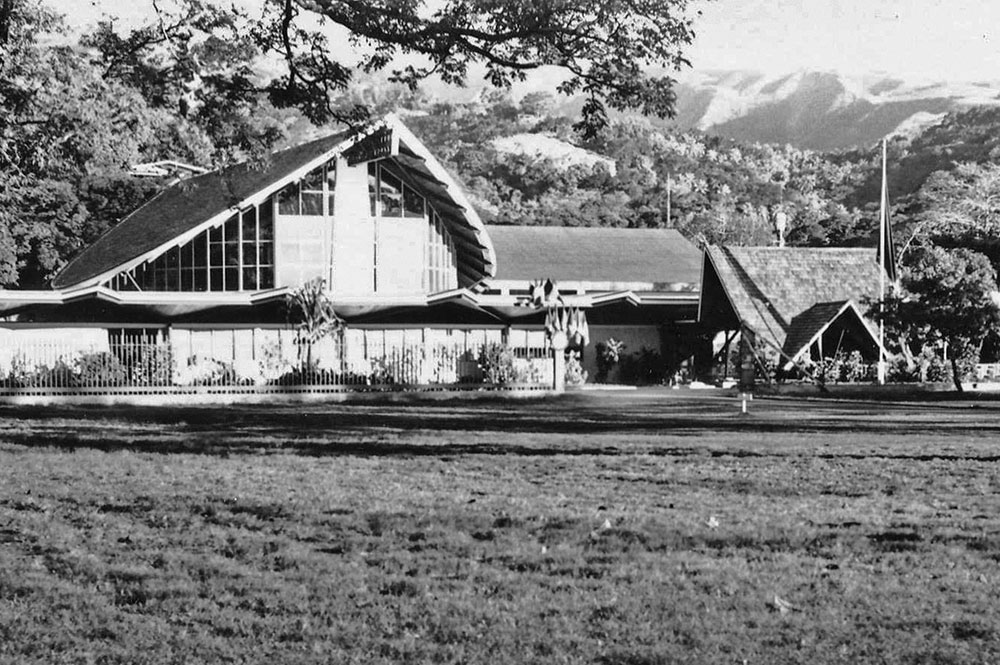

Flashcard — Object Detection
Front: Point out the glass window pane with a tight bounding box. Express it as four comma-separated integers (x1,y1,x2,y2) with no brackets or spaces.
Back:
325,162,336,188
209,225,223,243
224,243,239,266
209,243,223,267
241,210,257,242
224,268,239,291
243,267,258,291
258,243,273,266
194,269,208,292
301,167,323,191
368,163,378,216
301,192,324,216
259,266,274,289
380,168,403,217
258,202,274,239
242,242,257,265
193,233,208,267
165,267,179,291
404,185,424,218
210,268,224,291
279,184,299,215
181,269,193,291
224,215,239,242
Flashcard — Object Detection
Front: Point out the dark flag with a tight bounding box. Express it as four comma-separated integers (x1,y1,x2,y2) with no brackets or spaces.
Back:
876,140,897,283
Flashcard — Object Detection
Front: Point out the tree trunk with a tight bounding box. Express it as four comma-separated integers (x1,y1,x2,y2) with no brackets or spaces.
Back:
951,357,964,393
0,0,13,45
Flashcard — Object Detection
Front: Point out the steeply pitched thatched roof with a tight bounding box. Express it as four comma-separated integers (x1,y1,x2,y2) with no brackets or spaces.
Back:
703,246,883,361
486,225,701,290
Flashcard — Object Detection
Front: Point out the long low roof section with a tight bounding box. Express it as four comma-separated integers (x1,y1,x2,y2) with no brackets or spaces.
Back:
485,225,702,290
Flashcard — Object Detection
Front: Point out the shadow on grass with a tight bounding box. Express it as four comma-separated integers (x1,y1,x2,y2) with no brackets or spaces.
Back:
3,394,1000,458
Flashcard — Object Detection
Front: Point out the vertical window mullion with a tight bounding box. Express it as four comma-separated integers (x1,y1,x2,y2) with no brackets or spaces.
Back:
237,210,244,291
422,204,429,293
373,165,380,293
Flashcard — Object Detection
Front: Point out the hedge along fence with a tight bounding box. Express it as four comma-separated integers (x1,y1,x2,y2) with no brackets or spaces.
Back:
0,326,554,395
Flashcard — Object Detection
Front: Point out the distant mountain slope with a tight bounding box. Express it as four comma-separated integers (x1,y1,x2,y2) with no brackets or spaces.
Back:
669,70,1000,151
416,67,1000,152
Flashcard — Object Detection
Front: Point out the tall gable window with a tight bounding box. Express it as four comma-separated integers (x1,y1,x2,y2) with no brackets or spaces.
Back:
366,161,458,294
426,212,457,293
378,169,403,217
367,163,425,219
279,162,335,216
241,204,275,290
107,202,275,292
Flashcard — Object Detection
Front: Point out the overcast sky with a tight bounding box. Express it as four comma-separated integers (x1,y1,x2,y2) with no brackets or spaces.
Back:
689,0,1000,81
65,0,1000,82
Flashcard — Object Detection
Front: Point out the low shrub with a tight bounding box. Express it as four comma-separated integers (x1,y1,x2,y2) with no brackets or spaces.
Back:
619,347,667,385
175,357,239,386
5,358,76,388
595,338,625,383
478,343,514,384
74,351,127,386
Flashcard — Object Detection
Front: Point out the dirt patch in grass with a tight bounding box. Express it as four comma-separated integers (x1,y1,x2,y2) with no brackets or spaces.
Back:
2,392,1000,663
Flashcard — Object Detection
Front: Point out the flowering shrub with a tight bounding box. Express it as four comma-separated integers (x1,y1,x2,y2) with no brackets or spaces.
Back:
174,357,237,386
595,338,625,383
564,351,588,386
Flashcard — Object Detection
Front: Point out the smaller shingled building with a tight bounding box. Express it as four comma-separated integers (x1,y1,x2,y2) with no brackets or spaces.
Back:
699,246,887,385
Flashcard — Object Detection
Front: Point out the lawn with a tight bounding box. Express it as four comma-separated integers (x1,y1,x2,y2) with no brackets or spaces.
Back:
1,390,999,664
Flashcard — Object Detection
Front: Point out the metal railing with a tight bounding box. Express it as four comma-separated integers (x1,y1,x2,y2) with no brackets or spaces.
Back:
0,327,553,396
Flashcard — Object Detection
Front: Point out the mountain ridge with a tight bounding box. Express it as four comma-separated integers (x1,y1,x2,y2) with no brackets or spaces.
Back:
668,69,1000,151
419,67,1000,152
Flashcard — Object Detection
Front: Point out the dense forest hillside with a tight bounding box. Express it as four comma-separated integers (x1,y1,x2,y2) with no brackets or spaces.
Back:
3,1,1000,289
401,93,1000,262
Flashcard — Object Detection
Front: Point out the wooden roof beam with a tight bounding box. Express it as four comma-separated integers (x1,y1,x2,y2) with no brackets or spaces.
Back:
390,154,449,187
380,161,466,215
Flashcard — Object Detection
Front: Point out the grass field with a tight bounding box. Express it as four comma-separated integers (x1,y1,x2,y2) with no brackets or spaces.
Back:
2,390,1000,664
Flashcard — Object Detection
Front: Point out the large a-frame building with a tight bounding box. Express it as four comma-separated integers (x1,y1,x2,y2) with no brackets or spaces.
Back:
0,115,703,394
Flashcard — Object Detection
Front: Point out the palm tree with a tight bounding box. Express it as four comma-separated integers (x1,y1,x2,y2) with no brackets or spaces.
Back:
286,278,342,378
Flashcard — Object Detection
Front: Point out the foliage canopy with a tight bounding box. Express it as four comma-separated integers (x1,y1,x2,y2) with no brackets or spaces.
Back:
880,245,1000,390
85,0,702,139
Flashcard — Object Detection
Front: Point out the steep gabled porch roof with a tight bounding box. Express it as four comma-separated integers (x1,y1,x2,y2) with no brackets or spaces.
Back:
699,245,887,363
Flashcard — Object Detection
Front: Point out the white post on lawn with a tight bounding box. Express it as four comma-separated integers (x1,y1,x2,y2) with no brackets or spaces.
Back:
551,330,567,393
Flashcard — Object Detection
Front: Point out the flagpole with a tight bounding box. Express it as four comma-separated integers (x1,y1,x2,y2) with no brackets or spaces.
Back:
878,138,887,386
